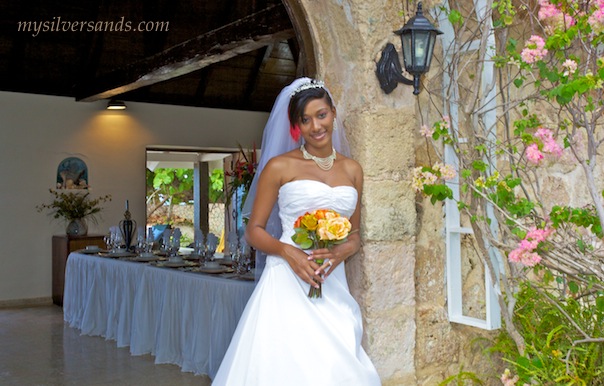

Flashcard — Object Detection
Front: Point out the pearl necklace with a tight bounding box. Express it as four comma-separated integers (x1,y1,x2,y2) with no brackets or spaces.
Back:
300,144,336,171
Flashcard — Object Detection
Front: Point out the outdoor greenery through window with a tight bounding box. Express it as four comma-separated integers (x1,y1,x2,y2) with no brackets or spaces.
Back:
146,167,225,247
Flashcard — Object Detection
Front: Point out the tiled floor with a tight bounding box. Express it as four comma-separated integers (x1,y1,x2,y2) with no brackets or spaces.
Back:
0,305,211,386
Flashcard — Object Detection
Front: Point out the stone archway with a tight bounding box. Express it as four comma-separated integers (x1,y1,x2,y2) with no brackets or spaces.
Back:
279,1,421,384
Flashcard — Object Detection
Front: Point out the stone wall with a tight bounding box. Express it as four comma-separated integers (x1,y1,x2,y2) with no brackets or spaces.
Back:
149,203,225,242
295,0,421,383
294,0,504,384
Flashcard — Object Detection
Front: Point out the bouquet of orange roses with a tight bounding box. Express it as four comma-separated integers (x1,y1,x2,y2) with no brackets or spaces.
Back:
291,209,352,298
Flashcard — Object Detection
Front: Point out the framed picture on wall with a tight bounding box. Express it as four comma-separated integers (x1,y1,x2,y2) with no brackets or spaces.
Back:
56,157,88,189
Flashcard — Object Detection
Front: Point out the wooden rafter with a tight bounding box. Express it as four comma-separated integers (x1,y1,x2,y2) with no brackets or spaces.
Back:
75,3,294,102
242,44,273,105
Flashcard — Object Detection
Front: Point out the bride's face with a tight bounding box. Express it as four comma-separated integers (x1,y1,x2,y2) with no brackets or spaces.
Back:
299,97,336,148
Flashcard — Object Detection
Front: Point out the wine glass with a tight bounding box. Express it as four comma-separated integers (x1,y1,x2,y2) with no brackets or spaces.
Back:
206,233,218,262
227,231,238,259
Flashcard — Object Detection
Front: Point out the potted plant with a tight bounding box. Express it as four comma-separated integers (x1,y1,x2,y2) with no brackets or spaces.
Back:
37,189,112,236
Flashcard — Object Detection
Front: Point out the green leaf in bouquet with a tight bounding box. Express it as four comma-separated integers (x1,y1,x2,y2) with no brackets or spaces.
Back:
291,229,314,249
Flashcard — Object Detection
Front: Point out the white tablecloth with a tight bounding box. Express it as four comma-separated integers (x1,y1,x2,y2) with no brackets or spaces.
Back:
63,253,255,378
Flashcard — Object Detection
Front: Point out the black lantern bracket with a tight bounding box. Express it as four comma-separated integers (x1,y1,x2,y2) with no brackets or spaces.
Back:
375,2,443,95
376,43,414,94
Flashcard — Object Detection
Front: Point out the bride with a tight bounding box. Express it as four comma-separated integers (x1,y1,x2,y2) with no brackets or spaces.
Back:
212,78,381,385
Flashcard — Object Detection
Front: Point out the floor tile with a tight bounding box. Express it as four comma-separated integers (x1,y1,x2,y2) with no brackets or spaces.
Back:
0,306,211,386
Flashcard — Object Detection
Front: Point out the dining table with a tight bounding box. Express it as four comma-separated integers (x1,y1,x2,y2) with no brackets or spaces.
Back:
63,252,256,379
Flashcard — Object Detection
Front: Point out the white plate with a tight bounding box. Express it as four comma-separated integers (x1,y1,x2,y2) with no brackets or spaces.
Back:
79,249,105,254
105,251,136,258
161,261,189,268
198,267,230,274
133,256,159,262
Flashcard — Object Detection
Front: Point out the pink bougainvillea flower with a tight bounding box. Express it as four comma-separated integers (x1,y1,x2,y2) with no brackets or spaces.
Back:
538,0,559,20
508,227,553,267
538,0,575,32
589,8,604,34
419,124,434,137
500,368,520,386
521,35,548,64
433,162,457,180
535,127,563,156
526,143,545,164
562,59,578,76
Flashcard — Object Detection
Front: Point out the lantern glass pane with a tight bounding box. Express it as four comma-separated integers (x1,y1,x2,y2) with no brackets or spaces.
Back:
401,33,412,69
413,30,431,71
425,32,436,70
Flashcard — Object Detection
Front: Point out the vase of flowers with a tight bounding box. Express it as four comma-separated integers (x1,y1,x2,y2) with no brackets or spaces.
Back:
37,189,112,236
225,143,257,211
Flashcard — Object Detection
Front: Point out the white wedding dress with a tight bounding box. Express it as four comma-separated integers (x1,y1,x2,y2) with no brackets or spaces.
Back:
213,179,381,386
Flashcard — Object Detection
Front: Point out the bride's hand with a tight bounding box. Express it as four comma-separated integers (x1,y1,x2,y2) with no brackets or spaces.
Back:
308,248,340,279
281,244,323,288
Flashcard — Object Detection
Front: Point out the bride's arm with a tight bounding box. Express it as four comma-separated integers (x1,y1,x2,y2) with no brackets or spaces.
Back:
245,158,323,288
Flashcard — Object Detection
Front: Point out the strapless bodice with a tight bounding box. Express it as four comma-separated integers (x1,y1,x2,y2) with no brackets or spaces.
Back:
278,179,358,243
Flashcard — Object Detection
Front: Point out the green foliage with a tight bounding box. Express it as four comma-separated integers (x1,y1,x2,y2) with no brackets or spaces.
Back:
489,276,604,385
492,0,516,27
549,205,603,238
419,1,604,384
447,9,463,26
291,228,314,249
146,167,225,206
209,169,224,203
149,168,194,205
37,189,112,223
423,183,454,204
438,365,484,385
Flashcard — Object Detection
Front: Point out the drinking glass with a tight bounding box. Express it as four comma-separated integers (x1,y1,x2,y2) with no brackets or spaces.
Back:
206,233,218,261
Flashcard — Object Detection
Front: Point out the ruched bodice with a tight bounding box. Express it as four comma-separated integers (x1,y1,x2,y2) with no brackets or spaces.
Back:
278,179,358,245
213,180,380,386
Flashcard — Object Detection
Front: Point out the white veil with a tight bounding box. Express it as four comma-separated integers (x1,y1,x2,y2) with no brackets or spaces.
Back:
242,77,351,280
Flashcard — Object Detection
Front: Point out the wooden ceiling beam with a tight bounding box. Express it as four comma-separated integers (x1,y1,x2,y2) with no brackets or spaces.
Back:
75,3,294,102
242,44,273,105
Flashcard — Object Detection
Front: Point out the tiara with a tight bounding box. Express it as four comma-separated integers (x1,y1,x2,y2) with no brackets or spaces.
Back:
290,80,325,97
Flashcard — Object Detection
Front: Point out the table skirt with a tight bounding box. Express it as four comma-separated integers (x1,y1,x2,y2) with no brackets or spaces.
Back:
63,253,255,378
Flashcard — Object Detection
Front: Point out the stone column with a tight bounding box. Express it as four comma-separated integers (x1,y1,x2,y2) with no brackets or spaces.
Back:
294,0,421,383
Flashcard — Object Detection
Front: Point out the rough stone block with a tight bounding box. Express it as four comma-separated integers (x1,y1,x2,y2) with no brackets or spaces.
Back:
365,306,416,380
415,306,461,368
362,241,416,310
363,179,416,240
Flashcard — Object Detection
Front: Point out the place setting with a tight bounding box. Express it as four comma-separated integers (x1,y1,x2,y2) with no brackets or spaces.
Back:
97,226,137,258
204,231,255,280
77,245,107,255
129,227,162,262
182,232,233,274
145,228,199,268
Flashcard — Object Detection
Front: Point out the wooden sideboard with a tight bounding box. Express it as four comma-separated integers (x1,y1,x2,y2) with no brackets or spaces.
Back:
52,234,106,306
